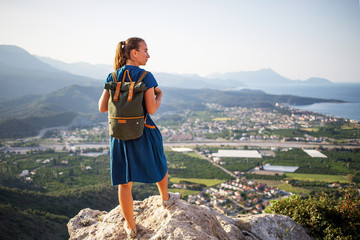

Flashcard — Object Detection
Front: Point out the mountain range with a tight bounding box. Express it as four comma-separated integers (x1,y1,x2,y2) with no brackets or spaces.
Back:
0,45,345,139
0,45,101,101
36,48,333,90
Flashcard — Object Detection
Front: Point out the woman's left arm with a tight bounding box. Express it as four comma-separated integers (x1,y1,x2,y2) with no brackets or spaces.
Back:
98,89,110,113
145,87,163,115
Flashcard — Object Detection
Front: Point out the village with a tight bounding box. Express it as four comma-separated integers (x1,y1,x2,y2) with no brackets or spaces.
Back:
2,103,357,154
179,178,289,216
1,103,358,218
158,104,358,143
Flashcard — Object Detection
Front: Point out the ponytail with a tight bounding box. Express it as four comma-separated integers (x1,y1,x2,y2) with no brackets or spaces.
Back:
113,37,145,70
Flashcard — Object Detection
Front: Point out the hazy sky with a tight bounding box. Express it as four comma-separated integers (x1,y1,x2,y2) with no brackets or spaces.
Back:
1,0,359,83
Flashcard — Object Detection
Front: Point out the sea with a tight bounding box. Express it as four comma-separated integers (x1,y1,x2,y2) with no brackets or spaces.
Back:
257,83,360,122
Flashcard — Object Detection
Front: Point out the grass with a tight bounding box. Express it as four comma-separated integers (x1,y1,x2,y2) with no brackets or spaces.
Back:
169,177,225,187
286,173,349,183
249,179,283,187
341,123,360,130
184,152,202,159
300,127,319,132
213,117,233,121
275,183,310,194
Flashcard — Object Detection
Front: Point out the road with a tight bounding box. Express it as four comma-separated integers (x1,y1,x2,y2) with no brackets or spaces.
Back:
193,150,237,179
3,139,359,154
164,140,360,149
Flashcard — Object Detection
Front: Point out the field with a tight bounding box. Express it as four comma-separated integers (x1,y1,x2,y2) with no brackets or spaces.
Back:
274,183,310,194
285,173,349,183
252,170,284,176
169,177,225,187
300,127,319,132
169,177,226,197
212,117,234,121
184,152,202,158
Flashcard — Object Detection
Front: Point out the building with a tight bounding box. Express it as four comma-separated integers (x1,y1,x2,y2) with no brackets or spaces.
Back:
212,150,262,158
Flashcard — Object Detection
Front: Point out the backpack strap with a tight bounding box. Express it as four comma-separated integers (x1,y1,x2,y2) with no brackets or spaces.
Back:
137,71,148,83
112,72,118,83
127,82,136,101
137,71,155,128
113,82,122,102
122,69,132,82
127,71,149,102
144,113,156,129
111,72,121,101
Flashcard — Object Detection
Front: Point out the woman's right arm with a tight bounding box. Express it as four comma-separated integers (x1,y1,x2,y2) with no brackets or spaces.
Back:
98,89,110,113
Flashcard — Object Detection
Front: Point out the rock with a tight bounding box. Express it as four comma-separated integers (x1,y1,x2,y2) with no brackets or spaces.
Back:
235,214,313,240
67,195,313,240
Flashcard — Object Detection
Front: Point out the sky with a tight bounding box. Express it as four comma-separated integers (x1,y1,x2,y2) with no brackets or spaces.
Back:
1,0,359,83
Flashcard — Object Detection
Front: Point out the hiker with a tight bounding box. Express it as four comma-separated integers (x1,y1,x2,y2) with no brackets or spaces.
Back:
98,37,180,238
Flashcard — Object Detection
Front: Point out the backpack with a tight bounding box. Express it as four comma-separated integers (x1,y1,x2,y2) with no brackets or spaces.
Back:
104,69,151,140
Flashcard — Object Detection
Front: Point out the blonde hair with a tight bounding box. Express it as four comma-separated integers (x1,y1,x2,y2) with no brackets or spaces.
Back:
114,37,145,70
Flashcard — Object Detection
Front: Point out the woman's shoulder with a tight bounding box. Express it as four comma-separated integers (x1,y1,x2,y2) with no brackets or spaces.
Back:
105,66,156,87
142,71,157,89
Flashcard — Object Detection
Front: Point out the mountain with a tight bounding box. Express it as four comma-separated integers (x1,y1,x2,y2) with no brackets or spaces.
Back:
303,77,333,85
36,55,112,80
0,85,101,120
0,84,344,139
36,58,246,90
0,84,104,138
0,45,101,101
1,85,343,120
38,55,334,90
155,72,246,89
208,68,290,86
207,68,334,87
0,45,60,72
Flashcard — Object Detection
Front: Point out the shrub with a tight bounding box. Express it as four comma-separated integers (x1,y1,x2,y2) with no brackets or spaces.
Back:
264,188,360,240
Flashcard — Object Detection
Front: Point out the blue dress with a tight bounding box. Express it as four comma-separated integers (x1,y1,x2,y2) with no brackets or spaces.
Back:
104,65,168,185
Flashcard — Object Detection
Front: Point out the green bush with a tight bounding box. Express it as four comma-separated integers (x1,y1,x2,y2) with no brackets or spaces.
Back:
265,188,360,240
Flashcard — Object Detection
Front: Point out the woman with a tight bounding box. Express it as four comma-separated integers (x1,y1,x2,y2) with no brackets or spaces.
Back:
98,37,180,238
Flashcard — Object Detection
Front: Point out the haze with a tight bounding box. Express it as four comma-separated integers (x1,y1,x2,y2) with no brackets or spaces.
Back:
0,0,359,83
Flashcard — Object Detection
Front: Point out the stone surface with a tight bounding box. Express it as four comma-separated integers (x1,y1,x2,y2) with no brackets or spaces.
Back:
67,195,313,240
235,214,313,240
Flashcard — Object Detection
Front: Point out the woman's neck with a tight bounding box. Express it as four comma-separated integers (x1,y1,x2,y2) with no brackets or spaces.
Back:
126,59,139,67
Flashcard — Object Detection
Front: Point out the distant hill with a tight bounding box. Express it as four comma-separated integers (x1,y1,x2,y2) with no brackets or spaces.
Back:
154,72,246,89
0,45,101,101
36,57,246,90
0,85,344,120
0,45,60,72
0,84,344,139
302,77,333,85
207,68,334,87
38,55,334,90
0,44,346,139
36,55,112,80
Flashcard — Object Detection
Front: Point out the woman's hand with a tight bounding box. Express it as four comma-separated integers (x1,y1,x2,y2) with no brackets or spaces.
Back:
154,87,162,97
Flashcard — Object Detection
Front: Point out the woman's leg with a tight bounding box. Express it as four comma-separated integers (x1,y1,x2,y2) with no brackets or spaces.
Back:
118,182,135,230
156,171,169,201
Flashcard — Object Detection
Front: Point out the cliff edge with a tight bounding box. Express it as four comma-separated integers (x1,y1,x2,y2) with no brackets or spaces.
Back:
67,195,313,240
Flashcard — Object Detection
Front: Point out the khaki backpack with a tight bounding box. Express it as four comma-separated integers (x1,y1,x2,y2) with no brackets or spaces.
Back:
104,69,154,140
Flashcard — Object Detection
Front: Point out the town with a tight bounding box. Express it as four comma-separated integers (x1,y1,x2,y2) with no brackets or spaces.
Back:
181,178,289,216
157,103,359,144
1,104,359,218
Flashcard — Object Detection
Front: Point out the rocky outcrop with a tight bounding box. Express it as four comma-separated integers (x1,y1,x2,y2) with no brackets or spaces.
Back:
68,195,313,240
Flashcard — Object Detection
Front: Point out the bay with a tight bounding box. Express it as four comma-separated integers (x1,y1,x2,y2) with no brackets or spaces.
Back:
256,83,360,122
294,102,360,121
